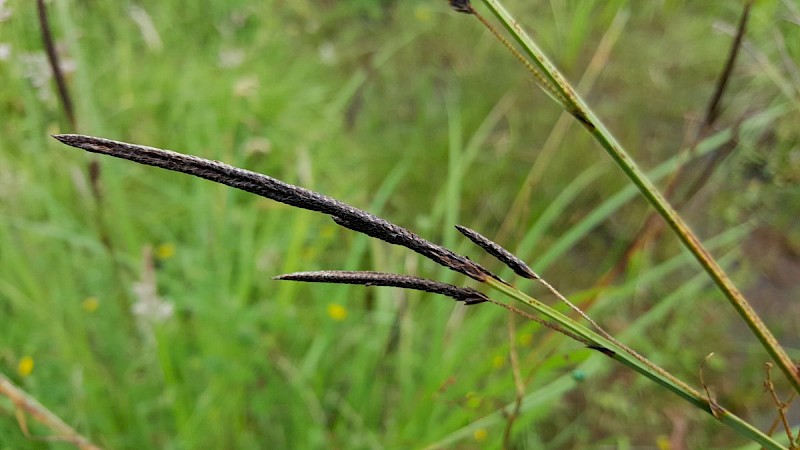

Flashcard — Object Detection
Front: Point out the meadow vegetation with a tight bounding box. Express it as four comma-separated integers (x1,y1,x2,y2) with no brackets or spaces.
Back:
1,0,798,448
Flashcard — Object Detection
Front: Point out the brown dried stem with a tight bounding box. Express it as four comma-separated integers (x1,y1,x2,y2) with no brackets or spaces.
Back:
0,373,101,450
36,0,75,130
763,363,796,448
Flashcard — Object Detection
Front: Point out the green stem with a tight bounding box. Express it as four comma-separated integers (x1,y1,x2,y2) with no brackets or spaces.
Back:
477,0,800,394
485,279,785,450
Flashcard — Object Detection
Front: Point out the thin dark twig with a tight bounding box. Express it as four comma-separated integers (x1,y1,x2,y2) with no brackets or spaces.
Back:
764,390,798,448
37,12,132,324
273,271,488,305
678,119,743,205
36,0,75,130
671,2,752,206
705,1,752,127
53,134,495,282
763,363,796,447
455,225,538,279
660,2,752,204
673,3,752,204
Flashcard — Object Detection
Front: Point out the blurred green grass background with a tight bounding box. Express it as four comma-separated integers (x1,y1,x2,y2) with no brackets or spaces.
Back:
1,0,798,448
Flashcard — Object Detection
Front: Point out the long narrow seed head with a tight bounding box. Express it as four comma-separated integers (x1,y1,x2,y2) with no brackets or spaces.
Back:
53,134,494,282
273,271,488,305
455,225,539,279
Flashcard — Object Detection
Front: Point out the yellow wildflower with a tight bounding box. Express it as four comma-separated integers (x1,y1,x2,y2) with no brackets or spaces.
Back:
473,428,488,442
517,332,533,346
327,303,347,321
466,392,481,409
492,354,506,369
18,356,34,377
82,296,99,312
155,243,176,260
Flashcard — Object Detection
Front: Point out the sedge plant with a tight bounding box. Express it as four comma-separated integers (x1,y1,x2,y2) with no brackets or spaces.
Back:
52,122,785,450
28,2,795,449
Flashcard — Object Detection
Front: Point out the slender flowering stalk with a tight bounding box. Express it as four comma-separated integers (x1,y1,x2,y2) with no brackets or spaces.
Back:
453,228,647,367
455,225,538,279
53,135,590,340
53,134,496,282
53,133,785,449
470,0,800,395
274,271,489,305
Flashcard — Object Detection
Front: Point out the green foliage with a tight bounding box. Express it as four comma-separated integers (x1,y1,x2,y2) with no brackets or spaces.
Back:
0,0,797,448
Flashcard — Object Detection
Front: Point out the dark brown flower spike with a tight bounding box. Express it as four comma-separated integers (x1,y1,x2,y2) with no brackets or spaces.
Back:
53,134,495,282
455,225,539,279
330,216,497,283
449,0,474,14
273,271,488,305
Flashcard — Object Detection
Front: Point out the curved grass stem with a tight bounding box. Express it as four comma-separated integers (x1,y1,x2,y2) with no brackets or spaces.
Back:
0,373,101,449
484,278,786,450
475,0,800,394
